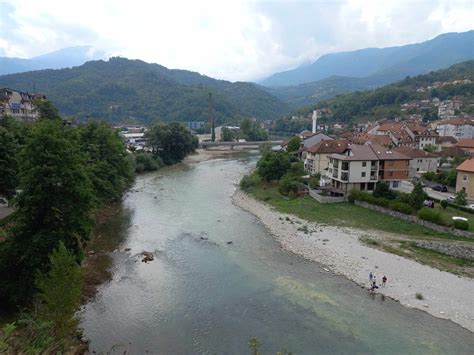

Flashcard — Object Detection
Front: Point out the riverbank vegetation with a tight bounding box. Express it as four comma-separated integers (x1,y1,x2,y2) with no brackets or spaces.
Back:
240,152,474,277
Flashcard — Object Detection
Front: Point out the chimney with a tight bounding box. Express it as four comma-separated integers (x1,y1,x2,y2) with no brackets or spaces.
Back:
312,110,317,134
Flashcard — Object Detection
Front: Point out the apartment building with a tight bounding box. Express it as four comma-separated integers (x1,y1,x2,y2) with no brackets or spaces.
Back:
0,88,46,122
304,139,348,176
327,144,410,195
394,147,438,178
436,118,474,139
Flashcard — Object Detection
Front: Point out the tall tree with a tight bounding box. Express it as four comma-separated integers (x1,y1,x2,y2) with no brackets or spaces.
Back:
78,121,134,202
286,136,301,152
257,151,291,181
146,122,198,164
0,127,18,198
0,120,94,304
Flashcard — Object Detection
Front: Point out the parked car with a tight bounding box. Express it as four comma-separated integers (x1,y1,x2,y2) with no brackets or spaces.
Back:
432,185,448,192
468,204,474,210
447,196,455,202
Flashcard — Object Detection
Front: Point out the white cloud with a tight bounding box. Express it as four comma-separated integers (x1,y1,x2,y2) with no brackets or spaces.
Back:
0,0,472,81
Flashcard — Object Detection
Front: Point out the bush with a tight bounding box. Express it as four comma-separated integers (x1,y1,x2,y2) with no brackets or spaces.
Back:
279,173,300,196
134,152,160,173
417,208,443,225
373,182,396,200
308,176,319,189
409,182,429,210
256,151,291,181
453,219,469,231
395,192,411,204
440,200,448,209
240,173,261,191
389,201,414,215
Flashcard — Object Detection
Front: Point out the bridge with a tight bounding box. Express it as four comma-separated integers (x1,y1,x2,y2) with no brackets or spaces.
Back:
199,140,283,150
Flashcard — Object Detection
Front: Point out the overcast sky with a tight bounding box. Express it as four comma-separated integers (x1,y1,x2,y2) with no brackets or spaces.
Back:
1,0,473,81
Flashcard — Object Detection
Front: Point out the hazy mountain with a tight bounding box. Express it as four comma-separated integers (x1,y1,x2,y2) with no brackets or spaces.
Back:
260,31,474,87
0,46,107,76
0,57,289,123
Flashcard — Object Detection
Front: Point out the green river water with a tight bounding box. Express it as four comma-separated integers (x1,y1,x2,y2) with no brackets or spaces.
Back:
80,156,474,354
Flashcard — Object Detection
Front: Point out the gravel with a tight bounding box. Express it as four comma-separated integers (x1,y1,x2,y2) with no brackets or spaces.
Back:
232,189,474,333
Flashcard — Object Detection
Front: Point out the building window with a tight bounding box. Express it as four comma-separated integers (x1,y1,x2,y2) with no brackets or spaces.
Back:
418,159,423,163
392,181,399,188
464,175,468,181
361,172,366,177
362,161,367,167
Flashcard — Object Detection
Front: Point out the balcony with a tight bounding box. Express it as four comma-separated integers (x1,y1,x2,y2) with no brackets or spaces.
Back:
341,172,349,181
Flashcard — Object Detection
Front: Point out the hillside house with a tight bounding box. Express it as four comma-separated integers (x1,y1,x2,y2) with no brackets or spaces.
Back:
0,88,46,122
304,140,348,176
455,139,474,154
456,158,474,199
394,147,438,179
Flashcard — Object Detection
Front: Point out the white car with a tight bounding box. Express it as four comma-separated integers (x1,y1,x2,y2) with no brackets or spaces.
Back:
447,196,455,202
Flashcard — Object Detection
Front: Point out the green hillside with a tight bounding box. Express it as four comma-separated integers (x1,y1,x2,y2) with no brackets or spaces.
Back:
0,57,289,124
298,60,474,123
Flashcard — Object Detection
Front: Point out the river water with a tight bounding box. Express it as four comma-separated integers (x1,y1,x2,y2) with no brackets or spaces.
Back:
81,156,473,354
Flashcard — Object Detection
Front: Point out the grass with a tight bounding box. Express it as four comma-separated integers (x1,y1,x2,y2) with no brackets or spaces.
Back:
248,183,460,239
436,206,474,232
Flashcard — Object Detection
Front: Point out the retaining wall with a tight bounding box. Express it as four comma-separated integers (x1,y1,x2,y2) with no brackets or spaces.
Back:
354,200,474,239
309,189,345,204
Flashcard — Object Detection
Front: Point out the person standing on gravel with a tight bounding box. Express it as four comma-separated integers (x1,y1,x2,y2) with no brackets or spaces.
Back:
369,271,373,283
382,276,387,286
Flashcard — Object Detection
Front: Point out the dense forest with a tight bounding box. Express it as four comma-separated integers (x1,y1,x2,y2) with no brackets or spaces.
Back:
292,60,474,124
0,57,290,124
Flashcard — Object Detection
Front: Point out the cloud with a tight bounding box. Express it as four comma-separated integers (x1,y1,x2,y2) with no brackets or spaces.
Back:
0,0,472,81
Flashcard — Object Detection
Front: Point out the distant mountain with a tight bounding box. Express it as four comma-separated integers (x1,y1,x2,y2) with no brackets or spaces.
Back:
260,31,474,88
0,46,106,76
0,57,289,123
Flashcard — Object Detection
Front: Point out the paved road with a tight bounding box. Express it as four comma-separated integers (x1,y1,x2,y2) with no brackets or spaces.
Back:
399,181,473,204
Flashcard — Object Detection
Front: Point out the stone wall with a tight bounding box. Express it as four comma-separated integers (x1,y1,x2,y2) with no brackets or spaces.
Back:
354,200,474,239
309,189,345,204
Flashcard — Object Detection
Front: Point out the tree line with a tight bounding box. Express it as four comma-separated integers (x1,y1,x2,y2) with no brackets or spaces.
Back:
0,102,198,352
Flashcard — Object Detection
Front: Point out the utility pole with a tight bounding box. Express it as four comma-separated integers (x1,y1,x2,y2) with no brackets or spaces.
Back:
208,92,215,141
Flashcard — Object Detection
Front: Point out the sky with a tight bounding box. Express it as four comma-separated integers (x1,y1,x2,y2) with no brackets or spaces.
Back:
0,0,473,82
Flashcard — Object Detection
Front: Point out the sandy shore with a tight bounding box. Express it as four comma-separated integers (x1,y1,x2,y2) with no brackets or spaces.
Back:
232,189,474,332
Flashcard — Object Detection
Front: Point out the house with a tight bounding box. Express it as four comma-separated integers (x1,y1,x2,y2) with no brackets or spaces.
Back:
436,136,458,151
304,140,348,176
301,132,333,149
348,133,394,147
1,88,46,122
438,101,455,119
327,144,410,195
394,147,438,179
456,158,474,199
455,139,474,154
436,117,474,139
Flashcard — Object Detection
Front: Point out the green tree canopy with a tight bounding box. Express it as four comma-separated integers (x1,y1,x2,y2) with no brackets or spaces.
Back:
78,121,134,202
409,182,429,209
286,136,301,152
257,151,291,181
146,122,198,164
34,100,61,121
0,120,94,304
0,127,18,198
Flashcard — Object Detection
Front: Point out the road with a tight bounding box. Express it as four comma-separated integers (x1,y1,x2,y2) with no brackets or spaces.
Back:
399,181,473,204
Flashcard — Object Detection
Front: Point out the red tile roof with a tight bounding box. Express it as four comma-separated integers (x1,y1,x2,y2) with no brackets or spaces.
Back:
457,158,474,173
393,147,438,158
306,139,348,154
455,139,474,149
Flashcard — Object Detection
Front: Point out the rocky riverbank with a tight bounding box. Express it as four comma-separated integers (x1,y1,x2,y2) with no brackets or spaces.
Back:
232,189,474,332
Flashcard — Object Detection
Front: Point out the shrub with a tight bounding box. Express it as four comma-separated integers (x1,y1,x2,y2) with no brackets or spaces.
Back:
417,208,443,225
240,173,261,191
308,176,319,189
373,182,396,200
257,151,291,181
454,190,467,206
279,173,300,196
415,292,424,300
134,152,160,173
389,201,414,215
395,192,411,204
453,219,469,231
440,200,448,209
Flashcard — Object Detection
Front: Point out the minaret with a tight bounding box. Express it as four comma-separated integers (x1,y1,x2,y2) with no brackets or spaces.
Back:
312,110,317,133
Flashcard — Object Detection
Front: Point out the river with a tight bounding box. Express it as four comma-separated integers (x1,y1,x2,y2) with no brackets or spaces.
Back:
81,156,474,354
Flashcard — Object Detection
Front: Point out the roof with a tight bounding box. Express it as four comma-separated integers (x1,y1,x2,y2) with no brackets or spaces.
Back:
437,118,474,126
369,143,410,160
457,158,474,173
306,139,348,154
330,144,379,161
437,146,469,158
393,147,438,159
455,139,474,149
349,133,393,147
436,136,458,144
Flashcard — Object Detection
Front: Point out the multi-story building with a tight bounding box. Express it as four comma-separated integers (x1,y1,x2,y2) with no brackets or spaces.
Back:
455,139,474,154
394,147,438,179
0,88,46,122
438,100,455,119
436,117,474,139
327,144,410,195
304,139,348,176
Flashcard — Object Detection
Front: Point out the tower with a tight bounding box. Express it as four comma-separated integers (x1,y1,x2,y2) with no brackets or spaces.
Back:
312,110,318,134
208,92,215,142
